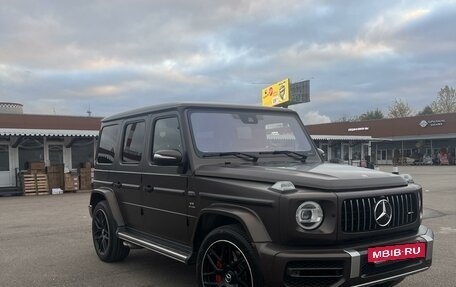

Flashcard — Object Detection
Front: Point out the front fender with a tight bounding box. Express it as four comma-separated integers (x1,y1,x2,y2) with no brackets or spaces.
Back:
89,188,125,227
197,203,271,243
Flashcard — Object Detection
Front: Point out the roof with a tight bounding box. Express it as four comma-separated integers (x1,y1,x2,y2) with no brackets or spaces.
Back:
0,128,99,137
0,113,102,130
103,102,296,122
306,113,456,138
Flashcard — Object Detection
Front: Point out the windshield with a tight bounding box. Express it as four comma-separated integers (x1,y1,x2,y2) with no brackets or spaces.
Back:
189,110,316,158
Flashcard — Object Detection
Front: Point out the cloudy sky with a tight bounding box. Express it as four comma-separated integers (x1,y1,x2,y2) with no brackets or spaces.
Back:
1,0,455,123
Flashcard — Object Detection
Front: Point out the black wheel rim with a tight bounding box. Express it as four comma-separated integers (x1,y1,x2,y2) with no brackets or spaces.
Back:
201,240,253,287
93,209,110,256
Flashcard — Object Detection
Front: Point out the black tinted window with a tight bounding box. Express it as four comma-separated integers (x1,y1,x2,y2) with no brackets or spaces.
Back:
152,117,182,155
97,125,119,164
122,121,145,163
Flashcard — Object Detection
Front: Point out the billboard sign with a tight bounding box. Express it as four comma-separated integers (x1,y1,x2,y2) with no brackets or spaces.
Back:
261,78,290,107
289,80,310,104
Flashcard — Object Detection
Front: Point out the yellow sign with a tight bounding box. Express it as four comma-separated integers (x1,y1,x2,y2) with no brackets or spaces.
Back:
261,78,290,107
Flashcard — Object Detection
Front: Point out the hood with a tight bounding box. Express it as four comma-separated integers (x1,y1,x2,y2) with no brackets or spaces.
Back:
194,163,408,191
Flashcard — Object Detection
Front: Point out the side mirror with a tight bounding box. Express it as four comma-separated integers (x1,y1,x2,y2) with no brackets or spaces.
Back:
317,148,325,158
153,150,183,166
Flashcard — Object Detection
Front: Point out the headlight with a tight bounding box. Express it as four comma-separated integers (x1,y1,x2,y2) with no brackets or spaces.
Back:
400,174,414,184
296,201,324,230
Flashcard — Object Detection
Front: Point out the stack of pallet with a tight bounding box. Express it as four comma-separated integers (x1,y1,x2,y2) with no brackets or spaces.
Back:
64,173,79,192
47,164,64,189
79,166,92,190
22,173,49,195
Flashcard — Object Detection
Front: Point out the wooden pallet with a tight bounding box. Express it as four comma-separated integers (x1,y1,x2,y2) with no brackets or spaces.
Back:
21,173,49,195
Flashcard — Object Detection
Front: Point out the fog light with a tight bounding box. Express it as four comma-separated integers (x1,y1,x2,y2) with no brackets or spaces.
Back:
296,201,324,230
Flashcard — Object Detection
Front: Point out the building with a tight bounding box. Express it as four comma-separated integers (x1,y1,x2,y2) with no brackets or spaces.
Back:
306,112,456,166
0,103,101,189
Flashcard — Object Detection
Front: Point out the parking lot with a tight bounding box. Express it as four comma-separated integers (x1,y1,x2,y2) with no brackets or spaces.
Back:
0,166,455,287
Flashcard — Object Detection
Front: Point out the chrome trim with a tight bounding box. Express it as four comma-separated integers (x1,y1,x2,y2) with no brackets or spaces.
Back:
154,187,185,195
344,249,360,278
421,234,434,260
121,183,141,189
93,180,112,185
123,202,197,218
94,169,183,177
351,267,429,287
117,231,188,263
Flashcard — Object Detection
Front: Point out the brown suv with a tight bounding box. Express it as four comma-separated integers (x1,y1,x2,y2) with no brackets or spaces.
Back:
89,103,433,287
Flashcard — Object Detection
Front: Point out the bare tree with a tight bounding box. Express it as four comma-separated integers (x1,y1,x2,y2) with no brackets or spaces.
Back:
388,99,414,118
430,85,456,113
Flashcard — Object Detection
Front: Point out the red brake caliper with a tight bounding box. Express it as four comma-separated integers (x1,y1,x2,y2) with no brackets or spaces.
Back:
215,261,223,283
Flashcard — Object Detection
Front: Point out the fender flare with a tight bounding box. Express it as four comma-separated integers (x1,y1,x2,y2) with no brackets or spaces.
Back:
195,204,271,243
90,188,125,227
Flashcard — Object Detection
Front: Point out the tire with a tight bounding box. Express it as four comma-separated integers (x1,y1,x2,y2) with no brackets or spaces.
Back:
196,225,263,287
92,200,130,262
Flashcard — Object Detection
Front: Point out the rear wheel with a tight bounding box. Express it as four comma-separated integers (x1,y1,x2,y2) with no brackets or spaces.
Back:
92,200,129,262
196,225,263,287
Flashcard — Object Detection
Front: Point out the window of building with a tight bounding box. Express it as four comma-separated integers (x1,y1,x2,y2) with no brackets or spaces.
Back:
152,117,182,155
19,138,44,170
122,121,146,163
0,145,9,171
97,125,119,165
49,144,63,165
72,139,95,168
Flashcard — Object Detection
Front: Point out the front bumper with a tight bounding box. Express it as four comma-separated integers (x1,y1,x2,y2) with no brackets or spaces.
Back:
256,225,433,287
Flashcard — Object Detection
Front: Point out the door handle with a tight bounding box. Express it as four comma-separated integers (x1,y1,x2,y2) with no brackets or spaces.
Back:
143,185,154,192
112,182,122,188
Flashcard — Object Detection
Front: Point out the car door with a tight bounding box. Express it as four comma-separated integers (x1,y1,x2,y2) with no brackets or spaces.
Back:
142,113,189,244
113,118,147,231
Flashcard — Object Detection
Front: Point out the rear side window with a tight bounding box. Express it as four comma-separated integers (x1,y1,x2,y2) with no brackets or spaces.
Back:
122,121,146,163
97,125,119,164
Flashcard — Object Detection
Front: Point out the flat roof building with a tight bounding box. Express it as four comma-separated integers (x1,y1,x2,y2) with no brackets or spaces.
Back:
306,113,456,166
0,107,101,190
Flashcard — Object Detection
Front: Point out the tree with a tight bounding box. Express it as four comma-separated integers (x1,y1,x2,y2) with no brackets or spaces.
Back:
358,109,384,121
417,105,434,116
388,99,414,118
430,85,456,113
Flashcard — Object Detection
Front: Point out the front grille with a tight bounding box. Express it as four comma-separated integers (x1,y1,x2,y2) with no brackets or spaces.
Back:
284,260,345,287
361,256,423,277
341,193,418,233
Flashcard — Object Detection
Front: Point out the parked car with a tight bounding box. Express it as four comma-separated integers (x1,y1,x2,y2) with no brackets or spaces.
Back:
89,103,433,287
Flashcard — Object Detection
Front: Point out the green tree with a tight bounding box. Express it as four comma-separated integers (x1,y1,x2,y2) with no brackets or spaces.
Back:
430,85,456,113
358,109,384,121
388,99,414,118
417,105,434,116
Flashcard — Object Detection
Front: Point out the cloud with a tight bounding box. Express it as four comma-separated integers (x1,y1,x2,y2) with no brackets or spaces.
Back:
0,0,455,119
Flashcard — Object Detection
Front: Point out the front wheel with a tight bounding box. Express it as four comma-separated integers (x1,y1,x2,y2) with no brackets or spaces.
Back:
196,225,263,287
92,200,129,262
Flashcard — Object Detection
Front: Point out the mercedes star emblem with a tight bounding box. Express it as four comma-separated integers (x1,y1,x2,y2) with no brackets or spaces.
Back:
374,199,393,227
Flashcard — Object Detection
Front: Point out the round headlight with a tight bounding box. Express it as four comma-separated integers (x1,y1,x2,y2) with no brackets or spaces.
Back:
296,201,324,230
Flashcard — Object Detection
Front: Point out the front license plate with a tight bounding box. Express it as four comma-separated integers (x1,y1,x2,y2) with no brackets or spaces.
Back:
368,242,426,263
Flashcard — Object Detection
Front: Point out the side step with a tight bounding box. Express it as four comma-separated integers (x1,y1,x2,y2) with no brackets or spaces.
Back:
117,229,192,264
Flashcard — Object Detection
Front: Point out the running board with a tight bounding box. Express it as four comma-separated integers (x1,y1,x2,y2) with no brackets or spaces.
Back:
117,230,191,263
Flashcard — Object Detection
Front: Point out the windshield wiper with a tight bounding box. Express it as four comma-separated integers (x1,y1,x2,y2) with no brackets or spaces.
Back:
259,150,307,162
202,152,258,162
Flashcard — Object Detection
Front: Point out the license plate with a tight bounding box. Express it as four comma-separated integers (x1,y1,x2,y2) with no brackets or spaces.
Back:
368,242,426,263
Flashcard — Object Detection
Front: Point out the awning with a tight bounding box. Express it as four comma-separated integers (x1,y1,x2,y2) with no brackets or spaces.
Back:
0,128,99,137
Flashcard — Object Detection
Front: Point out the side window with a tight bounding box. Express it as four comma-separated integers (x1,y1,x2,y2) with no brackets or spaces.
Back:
122,121,146,163
97,125,119,164
152,117,182,155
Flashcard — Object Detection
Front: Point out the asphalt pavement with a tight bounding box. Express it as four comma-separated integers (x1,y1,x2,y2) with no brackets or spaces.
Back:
0,165,454,287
